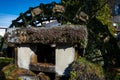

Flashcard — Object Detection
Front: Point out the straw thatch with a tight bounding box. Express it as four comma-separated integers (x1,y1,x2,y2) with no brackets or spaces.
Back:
5,24,87,47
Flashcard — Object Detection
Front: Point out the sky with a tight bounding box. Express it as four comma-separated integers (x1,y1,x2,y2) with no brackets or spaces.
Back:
0,0,61,28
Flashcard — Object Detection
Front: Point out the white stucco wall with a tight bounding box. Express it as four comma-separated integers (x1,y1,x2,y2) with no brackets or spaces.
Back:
17,45,35,69
55,46,75,76
17,44,75,75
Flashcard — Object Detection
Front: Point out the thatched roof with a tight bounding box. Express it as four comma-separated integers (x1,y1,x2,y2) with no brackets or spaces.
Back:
5,24,87,47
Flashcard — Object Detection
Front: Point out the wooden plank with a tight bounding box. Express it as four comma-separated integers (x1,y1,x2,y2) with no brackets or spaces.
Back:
29,63,55,73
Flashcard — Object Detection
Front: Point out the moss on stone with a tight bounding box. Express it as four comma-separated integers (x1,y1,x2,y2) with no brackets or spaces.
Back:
70,57,105,80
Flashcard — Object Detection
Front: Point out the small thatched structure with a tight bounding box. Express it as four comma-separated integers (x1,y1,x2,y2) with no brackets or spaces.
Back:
4,24,88,79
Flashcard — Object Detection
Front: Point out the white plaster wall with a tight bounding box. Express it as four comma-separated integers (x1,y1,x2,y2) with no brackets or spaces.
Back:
17,45,35,69
55,46,75,76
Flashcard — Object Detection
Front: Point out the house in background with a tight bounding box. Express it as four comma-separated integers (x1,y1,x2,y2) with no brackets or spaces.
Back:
0,27,6,37
2,24,87,80
110,0,120,31
112,16,120,31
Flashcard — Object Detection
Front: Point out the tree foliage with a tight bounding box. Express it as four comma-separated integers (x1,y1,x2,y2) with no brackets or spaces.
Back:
83,0,120,67
62,0,120,79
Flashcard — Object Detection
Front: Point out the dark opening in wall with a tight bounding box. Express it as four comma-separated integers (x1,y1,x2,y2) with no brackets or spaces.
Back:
36,44,55,65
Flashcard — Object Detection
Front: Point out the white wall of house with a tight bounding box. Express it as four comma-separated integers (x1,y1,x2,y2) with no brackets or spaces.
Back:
17,44,75,76
17,45,35,69
55,46,75,76
0,29,6,37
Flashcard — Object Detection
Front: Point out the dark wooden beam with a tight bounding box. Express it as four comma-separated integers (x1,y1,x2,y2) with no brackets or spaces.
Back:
29,63,55,73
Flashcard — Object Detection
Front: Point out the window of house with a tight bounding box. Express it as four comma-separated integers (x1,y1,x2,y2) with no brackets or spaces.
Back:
36,44,55,65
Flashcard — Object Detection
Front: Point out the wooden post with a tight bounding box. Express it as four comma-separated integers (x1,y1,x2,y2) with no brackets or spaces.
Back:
14,47,18,67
